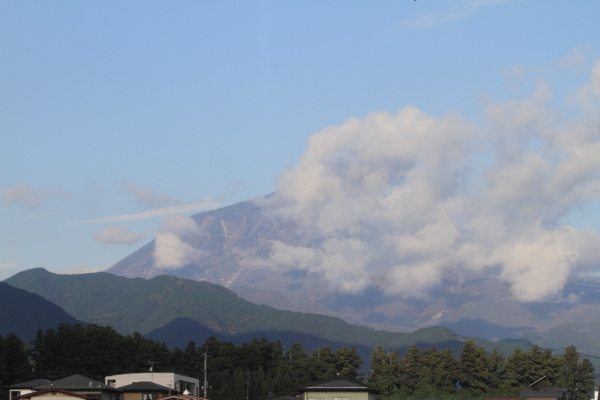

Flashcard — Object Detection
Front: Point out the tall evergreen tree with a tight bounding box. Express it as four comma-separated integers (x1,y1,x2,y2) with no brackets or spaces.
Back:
458,340,489,395
334,346,362,380
398,345,420,393
367,345,398,396
308,345,338,381
2,333,32,385
487,349,505,391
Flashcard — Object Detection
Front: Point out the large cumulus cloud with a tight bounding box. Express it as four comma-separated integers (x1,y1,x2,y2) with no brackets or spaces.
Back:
244,59,600,302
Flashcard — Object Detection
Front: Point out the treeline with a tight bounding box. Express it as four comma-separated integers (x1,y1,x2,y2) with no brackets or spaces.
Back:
369,342,595,399
0,324,596,400
1,324,362,400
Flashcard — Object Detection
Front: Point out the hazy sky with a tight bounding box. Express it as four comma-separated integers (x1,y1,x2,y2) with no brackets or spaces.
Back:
2,1,600,293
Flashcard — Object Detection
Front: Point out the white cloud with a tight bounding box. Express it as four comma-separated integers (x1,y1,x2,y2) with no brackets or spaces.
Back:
153,215,207,270
75,200,219,224
2,184,45,209
557,46,591,73
1,183,70,210
244,61,600,302
92,226,145,245
121,181,177,206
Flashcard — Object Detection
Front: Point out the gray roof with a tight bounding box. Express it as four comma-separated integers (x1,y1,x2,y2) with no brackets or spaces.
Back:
36,374,122,392
6,379,51,389
118,382,177,392
301,376,378,393
520,388,565,399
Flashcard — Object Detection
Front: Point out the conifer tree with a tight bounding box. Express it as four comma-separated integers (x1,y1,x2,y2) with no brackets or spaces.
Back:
398,344,420,393
458,340,489,395
2,333,32,384
367,345,399,395
487,349,505,391
334,346,363,379
309,345,338,380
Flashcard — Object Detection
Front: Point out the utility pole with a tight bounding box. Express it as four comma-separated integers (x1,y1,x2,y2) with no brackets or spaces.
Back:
148,361,157,383
246,372,249,400
203,348,208,398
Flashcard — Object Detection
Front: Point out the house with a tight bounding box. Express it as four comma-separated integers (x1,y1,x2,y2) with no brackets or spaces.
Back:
104,374,199,397
6,379,51,399
297,375,378,400
159,395,214,400
118,381,179,400
12,388,97,400
34,374,123,400
519,388,566,400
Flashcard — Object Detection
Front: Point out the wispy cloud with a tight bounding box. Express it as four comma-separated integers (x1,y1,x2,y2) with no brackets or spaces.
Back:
75,200,220,224
1,184,70,210
401,0,514,31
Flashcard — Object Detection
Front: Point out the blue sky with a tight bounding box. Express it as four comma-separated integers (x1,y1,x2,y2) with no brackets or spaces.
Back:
2,0,600,287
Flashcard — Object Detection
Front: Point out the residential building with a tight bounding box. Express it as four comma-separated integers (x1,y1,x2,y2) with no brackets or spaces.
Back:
12,388,96,400
6,379,51,399
118,381,178,400
519,387,566,400
35,374,123,400
104,374,199,397
298,375,378,400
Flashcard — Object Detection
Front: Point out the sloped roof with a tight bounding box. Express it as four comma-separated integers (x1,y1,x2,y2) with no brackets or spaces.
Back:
12,388,96,400
36,374,122,392
118,382,177,392
160,395,214,400
6,379,51,389
520,388,565,399
300,376,378,393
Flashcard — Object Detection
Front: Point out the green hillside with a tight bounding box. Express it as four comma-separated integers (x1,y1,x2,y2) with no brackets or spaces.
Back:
5,268,531,354
0,281,81,341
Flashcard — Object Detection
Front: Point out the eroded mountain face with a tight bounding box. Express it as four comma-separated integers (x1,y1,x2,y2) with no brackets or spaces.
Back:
107,198,600,341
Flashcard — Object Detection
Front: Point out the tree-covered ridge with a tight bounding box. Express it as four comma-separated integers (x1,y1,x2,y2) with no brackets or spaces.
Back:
1,324,595,400
3,269,532,356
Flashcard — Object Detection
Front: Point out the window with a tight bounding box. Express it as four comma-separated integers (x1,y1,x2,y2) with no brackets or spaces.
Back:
11,391,21,398
107,380,116,388
143,393,154,400
334,397,350,400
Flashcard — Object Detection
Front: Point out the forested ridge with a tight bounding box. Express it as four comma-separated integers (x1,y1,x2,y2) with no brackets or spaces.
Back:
0,324,595,400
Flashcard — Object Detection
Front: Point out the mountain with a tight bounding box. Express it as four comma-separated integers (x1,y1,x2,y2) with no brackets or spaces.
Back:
0,281,81,341
4,268,530,356
104,197,600,351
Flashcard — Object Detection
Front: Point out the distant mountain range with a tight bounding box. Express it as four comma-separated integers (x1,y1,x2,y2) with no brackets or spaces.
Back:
5,268,534,359
0,281,81,341
103,197,600,356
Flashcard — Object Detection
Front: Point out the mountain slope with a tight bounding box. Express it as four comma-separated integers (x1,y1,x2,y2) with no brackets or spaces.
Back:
5,268,529,355
103,198,600,343
0,281,81,341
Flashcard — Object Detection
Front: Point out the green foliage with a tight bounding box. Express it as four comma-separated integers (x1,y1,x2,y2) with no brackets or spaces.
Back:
4,269,534,356
368,345,399,395
458,340,489,395
3,320,597,400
